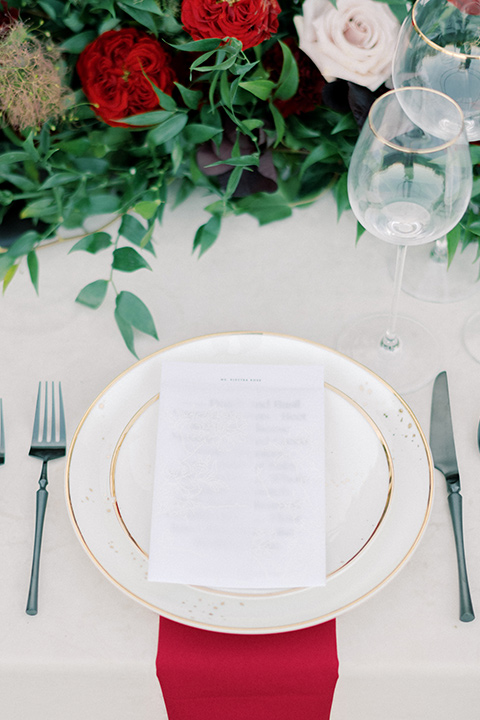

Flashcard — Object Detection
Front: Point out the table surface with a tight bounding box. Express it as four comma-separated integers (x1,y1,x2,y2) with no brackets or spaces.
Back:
1,190,480,720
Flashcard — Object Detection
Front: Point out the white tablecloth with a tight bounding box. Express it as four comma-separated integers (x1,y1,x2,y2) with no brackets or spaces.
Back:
1,191,479,719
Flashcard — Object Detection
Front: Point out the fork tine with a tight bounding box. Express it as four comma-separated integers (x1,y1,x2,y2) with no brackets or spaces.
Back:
31,382,42,445
50,383,56,443
58,382,66,445
42,382,49,442
31,382,66,448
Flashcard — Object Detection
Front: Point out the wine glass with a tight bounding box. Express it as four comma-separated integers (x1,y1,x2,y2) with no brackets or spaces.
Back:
337,87,472,393
392,0,480,302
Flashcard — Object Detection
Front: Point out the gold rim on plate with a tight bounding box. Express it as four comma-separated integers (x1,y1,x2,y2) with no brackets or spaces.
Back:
65,331,434,632
109,384,394,591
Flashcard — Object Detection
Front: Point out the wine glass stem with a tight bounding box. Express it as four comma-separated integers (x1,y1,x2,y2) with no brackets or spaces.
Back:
430,236,448,264
381,245,408,352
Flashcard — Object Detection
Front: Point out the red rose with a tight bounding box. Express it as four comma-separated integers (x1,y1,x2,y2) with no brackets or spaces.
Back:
77,28,177,127
181,0,281,50
264,39,325,117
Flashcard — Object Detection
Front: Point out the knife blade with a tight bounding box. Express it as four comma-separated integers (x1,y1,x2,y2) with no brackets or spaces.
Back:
430,371,474,622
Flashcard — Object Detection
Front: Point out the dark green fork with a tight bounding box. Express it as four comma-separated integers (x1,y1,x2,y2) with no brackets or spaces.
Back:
26,382,66,615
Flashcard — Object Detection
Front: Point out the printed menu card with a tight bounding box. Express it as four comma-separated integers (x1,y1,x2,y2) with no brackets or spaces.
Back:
148,362,326,588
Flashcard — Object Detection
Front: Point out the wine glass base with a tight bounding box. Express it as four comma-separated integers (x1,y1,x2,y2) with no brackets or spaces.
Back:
395,242,480,303
464,311,480,363
337,314,442,394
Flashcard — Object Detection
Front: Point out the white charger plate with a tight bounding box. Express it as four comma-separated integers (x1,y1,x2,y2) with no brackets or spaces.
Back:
65,332,433,633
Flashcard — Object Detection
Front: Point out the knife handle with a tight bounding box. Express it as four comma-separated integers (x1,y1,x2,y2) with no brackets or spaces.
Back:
448,491,475,622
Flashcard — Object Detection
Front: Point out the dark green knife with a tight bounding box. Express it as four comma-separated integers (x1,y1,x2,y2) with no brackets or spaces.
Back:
430,371,474,622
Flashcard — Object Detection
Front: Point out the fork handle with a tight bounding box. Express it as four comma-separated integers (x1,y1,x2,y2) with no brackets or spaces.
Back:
26,486,48,616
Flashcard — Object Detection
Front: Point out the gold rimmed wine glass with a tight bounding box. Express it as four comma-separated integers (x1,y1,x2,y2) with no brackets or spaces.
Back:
392,0,480,302
338,87,472,392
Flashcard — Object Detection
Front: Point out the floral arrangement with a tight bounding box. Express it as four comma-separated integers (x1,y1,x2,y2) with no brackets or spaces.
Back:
0,0,479,355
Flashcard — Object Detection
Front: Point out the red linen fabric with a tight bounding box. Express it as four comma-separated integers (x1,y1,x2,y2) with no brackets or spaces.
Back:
156,616,338,720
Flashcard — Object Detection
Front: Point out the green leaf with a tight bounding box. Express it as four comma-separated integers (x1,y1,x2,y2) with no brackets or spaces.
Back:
269,102,285,146
466,217,480,236
118,214,155,253
0,252,14,281
238,80,275,101
119,214,147,244
204,200,225,215
20,197,57,220
183,124,222,144
75,279,109,309
356,222,366,244
63,10,85,33
172,38,224,53
470,176,480,200
22,133,41,162
470,145,480,164
8,231,40,258
27,251,39,293
117,2,157,33
173,177,196,208
114,110,174,126
69,232,112,254
144,76,178,112
120,0,164,14
114,306,137,357
40,172,78,190
73,157,110,174
300,143,339,178
0,190,13,205
332,112,357,135
234,193,292,224
60,31,97,53
38,0,64,19
190,41,242,72
133,201,159,220
140,222,155,249
273,41,299,102
112,247,152,272
116,291,158,339
447,224,462,265
220,70,233,110
171,140,183,173
242,119,264,132
207,153,259,169
86,194,121,215
0,172,37,192
3,263,18,293
175,82,202,110
193,215,221,256
147,113,188,146
224,166,244,199
98,16,120,33
332,174,350,218
0,151,30,165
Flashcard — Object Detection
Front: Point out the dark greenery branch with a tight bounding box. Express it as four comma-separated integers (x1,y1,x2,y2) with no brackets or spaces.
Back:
1,0,478,356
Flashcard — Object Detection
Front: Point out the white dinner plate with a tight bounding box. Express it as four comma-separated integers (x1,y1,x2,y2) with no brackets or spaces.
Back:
65,332,433,633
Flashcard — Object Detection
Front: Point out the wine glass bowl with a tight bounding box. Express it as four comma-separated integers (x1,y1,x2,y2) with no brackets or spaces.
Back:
338,87,472,392
392,0,480,141
391,0,480,304
348,87,472,248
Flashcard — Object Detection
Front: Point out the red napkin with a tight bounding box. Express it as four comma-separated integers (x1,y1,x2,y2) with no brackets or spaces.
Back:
156,616,338,719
